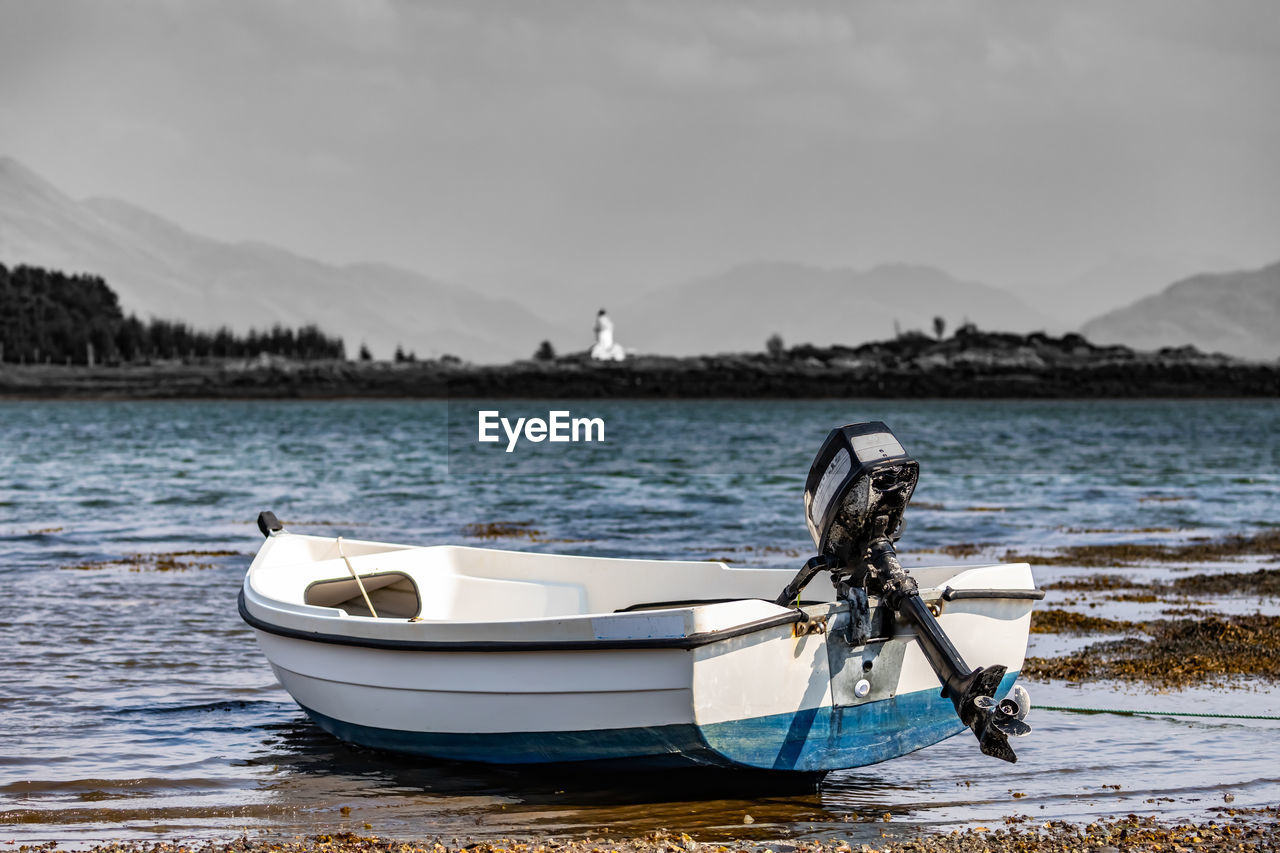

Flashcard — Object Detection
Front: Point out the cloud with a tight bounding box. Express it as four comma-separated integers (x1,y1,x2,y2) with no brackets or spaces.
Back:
1,0,1276,291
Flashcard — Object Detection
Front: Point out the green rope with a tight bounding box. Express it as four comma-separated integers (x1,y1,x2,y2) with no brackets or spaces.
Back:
1038,704,1280,721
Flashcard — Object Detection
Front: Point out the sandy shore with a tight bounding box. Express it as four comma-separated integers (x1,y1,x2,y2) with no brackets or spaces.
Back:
17,809,1280,853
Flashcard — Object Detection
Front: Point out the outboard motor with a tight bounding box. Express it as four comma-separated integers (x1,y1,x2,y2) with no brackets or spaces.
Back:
777,422,1031,763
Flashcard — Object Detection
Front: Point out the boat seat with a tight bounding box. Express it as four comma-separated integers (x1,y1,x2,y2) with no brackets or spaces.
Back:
299,566,586,622
417,575,587,622
305,572,421,619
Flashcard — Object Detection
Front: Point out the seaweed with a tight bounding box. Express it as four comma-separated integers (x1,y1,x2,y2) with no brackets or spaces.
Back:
463,521,543,539
1044,574,1135,591
1046,568,1280,598
1004,529,1280,567
462,521,590,545
1024,613,1280,689
62,549,243,572
1171,567,1280,597
1029,609,1139,635
937,543,989,558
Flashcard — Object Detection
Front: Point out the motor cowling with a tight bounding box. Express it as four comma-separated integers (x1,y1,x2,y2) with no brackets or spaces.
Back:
804,421,919,567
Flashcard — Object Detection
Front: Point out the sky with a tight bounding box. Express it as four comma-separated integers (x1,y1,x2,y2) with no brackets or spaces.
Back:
1,0,1278,296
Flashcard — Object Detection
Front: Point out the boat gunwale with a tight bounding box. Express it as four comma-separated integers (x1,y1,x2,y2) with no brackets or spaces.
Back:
238,582,1044,652
238,588,808,651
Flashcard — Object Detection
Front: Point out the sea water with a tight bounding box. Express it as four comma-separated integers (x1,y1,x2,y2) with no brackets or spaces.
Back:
1,399,1277,844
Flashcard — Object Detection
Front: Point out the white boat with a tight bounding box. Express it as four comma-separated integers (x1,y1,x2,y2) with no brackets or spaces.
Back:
240,421,1041,772
240,527,1039,772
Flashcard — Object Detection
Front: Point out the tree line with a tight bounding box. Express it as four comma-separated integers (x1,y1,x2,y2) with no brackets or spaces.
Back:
0,263,345,364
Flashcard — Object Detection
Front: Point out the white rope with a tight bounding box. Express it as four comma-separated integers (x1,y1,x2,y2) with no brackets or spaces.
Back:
336,536,378,618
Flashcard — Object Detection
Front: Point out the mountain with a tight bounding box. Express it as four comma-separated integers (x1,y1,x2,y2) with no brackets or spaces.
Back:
1080,262,1280,361
0,156,567,362
1028,253,1240,331
463,270,662,331
616,261,1050,356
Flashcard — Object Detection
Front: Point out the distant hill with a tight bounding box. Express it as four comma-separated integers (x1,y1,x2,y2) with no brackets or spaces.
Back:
1028,253,1239,331
1081,261,1280,360
0,156,567,362
618,261,1049,356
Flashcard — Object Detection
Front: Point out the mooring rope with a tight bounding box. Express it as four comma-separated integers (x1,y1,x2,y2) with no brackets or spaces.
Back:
1038,704,1280,721
337,536,379,619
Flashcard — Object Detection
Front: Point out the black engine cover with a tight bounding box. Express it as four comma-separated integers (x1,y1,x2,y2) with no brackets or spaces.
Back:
803,421,919,564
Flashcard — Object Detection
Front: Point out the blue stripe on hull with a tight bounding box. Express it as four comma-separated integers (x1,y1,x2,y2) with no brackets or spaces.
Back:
298,671,1019,772
299,704,729,768
701,671,1020,771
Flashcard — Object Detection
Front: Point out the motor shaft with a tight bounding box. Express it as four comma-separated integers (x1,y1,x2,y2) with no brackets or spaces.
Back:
866,518,1025,762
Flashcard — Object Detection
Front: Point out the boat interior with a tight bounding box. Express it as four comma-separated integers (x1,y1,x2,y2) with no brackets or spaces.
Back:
252,534,808,622
251,534,1007,623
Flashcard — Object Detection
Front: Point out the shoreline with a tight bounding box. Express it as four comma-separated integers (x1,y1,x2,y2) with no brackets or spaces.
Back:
17,810,1280,853
2,352,1278,400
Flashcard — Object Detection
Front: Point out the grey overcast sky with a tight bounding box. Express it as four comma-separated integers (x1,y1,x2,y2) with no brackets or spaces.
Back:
1,0,1278,293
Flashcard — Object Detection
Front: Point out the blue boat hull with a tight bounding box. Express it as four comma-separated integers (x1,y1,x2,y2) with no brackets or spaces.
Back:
299,671,1019,772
